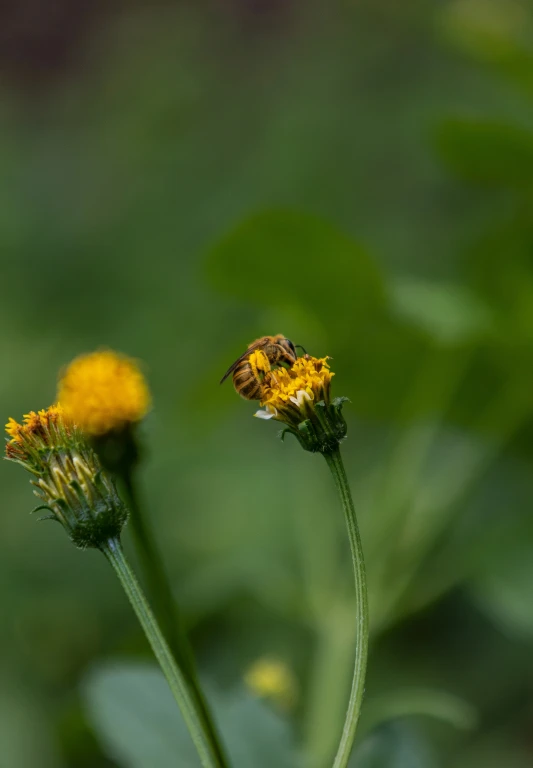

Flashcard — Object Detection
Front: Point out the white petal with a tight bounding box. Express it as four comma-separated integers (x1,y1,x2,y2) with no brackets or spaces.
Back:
290,389,312,408
254,408,276,420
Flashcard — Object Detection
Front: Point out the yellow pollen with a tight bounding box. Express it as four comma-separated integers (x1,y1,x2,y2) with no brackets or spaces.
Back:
57,349,151,436
260,355,333,410
248,350,271,380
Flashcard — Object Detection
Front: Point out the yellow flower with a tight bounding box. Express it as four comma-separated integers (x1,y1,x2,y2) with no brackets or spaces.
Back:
58,350,151,436
253,353,347,453
5,403,128,548
244,657,298,710
5,404,66,458
257,355,334,422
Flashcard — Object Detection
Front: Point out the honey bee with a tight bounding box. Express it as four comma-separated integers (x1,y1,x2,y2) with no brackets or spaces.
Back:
220,334,299,400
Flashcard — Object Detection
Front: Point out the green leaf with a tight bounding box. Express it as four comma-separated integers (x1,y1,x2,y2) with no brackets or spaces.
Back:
205,209,386,322
469,517,533,638
203,208,440,424
0,681,62,768
83,661,295,768
351,722,437,768
454,725,532,768
358,688,478,737
217,688,295,768
434,118,533,186
391,278,492,342
440,0,533,96
83,662,198,767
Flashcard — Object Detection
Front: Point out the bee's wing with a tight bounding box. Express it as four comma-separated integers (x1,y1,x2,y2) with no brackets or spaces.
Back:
219,340,265,384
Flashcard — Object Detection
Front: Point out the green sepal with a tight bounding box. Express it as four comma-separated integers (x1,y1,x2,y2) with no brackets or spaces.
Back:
286,398,349,454
279,426,308,451
32,475,128,550
53,496,70,512
4,456,41,476
279,428,295,442
68,478,93,510
68,498,128,550
332,396,350,407
30,504,54,516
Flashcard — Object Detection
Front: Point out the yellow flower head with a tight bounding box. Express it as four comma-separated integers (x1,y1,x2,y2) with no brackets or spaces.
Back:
244,657,298,710
253,353,347,453
5,404,66,461
257,355,334,422
5,403,128,548
57,350,151,436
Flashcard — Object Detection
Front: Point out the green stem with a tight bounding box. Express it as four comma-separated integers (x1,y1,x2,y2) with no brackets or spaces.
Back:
101,538,224,768
122,471,193,672
323,446,369,768
121,471,230,768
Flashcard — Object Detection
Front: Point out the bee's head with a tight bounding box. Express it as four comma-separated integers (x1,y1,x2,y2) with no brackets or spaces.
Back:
278,337,297,362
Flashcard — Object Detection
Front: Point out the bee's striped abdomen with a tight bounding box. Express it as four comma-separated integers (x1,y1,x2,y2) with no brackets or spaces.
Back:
233,362,263,400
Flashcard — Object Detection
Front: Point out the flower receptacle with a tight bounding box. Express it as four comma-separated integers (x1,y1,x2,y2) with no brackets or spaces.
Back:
282,397,348,454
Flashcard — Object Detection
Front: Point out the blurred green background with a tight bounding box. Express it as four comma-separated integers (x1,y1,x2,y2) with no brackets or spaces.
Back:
2,0,533,765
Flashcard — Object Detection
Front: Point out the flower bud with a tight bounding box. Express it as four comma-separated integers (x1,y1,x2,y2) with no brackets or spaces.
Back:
5,405,128,548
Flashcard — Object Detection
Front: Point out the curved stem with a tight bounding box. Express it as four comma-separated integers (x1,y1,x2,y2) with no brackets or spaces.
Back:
121,472,230,768
101,538,225,768
323,447,369,768
121,471,194,673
